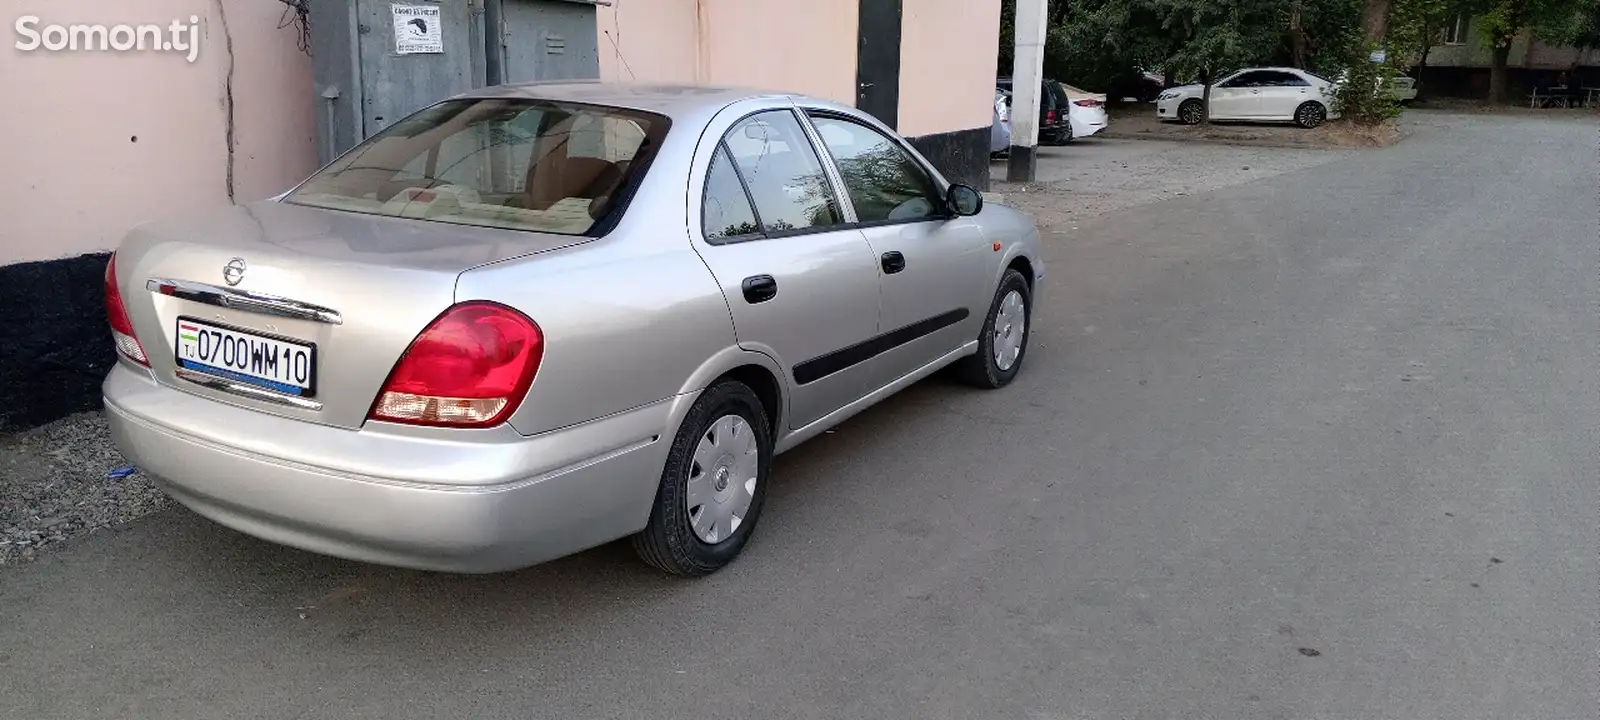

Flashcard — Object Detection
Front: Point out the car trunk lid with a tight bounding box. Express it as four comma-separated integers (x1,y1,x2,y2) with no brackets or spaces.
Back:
114,199,586,430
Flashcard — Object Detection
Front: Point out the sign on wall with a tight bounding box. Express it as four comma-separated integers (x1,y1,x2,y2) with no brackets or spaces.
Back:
391,4,444,54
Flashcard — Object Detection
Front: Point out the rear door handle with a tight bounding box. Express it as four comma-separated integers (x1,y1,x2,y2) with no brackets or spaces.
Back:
881,251,906,274
741,275,777,304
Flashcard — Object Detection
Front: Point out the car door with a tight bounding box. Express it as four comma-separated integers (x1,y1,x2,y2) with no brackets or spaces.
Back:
1210,71,1265,119
690,106,884,431
1254,70,1314,120
800,109,990,391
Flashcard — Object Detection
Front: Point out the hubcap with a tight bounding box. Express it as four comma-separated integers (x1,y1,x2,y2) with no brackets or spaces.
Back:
992,290,1027,371
685,414,759,545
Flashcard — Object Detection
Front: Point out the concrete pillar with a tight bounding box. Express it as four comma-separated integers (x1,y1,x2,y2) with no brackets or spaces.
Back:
1006,0,1048,182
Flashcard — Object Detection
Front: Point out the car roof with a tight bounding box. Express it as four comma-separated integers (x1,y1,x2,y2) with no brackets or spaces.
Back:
458,80,800,119
1235,66,1311,74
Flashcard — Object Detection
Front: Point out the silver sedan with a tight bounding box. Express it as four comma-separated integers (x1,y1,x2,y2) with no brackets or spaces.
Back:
102,82,1045,576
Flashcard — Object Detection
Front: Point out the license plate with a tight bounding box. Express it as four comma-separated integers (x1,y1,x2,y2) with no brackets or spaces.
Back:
175,317,317,397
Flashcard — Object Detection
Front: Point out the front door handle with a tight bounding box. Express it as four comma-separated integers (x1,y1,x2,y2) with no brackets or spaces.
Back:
742,275,777,304
881,251,906,274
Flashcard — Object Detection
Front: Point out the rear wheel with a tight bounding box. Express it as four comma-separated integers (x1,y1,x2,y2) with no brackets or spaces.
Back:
954,268,1033,389
632,380,772,577
1295,101,1327,128
1178,99,1204,125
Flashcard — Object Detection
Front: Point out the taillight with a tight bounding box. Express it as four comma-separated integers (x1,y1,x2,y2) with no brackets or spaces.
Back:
1046,110,1058,122
367,301,543,428
104,253,149,366
1074,99,1103,108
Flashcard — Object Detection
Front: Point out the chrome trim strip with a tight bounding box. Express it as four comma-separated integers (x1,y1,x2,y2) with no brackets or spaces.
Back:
174,368,324,411
146,278,344,325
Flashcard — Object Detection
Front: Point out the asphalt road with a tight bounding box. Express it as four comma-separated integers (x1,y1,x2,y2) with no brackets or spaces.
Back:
4,111,1596,720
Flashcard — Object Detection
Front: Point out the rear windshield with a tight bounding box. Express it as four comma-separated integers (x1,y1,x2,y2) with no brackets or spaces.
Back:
284,98,670,236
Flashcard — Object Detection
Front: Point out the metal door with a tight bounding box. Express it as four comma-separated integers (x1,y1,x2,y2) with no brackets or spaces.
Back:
354,0,477,137
800,110,989,389
1255,71,1313,119
1211,71,1267,119
500,0,599,83
690,106,885,431
854,0,902,128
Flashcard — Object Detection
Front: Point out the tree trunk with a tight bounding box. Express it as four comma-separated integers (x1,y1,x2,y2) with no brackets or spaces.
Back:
1290,2,1307,68
1416,40,1432,100
1362,0,1391,45
1200,68,1213,126
1488,42,1512,104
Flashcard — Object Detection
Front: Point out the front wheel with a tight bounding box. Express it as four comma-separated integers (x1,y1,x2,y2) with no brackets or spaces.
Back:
632,380,772,577
953,268,1033,389
1178,99,1204,125
1295,101,1328,129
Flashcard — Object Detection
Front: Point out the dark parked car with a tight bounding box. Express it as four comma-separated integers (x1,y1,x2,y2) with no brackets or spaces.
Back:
996,77,1072,145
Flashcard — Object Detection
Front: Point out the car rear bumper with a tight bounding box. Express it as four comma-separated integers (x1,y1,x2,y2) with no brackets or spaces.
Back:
1072,111,1108,138
103,364,679,573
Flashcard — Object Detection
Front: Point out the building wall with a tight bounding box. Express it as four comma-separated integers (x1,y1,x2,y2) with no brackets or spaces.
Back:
1425,17,1600,70
898,0,1000,137
595,0,698,83
2,0,317,267
1,0,316,431
596,0,997,188
596,0,857,104
898,0,1001,190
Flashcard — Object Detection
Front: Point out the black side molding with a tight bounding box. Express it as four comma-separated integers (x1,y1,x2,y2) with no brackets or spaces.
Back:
792,308,969,386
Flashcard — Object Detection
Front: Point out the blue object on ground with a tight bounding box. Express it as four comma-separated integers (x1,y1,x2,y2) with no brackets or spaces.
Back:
107,465,137,480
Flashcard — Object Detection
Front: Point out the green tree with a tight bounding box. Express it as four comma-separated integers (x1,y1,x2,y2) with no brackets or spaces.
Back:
1156,0,1291,123
1389,0,1458,73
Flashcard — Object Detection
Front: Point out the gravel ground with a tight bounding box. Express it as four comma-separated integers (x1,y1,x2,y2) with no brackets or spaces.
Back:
0,129,1365,567
991,134,1352,228
0,411,167,565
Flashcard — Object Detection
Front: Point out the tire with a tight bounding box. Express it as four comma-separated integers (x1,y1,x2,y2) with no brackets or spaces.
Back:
1178,99,1204,125
632,380,772,577
1295,101,1327,129
954,268,1033,389
1060,121,1076,144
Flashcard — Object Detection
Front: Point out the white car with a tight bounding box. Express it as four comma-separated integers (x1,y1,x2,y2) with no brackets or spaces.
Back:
1058,83,1109,141
991,89,1012,154
1390,74,1418,103
1334,69,1419,104
1156,67,1340,128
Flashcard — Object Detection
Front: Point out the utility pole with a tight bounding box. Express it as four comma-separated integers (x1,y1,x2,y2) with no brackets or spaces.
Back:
1006,0,1049,182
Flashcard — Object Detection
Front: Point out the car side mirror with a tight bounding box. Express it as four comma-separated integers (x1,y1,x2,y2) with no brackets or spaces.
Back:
946,184,983,217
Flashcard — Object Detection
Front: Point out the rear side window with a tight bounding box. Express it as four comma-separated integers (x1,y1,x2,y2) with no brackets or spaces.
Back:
1261,71,1310,87
285,98,670,236
719,110,843,234
1223,72,1269,88
702,145,762,241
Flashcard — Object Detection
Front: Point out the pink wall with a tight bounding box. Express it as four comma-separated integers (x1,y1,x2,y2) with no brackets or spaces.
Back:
599,0,995,137
595,0,698,84
1,0,316,266
898,0,1001,137
597,0,857,106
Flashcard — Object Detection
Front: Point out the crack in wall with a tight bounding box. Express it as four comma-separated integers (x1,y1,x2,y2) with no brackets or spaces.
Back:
214,0,237,203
